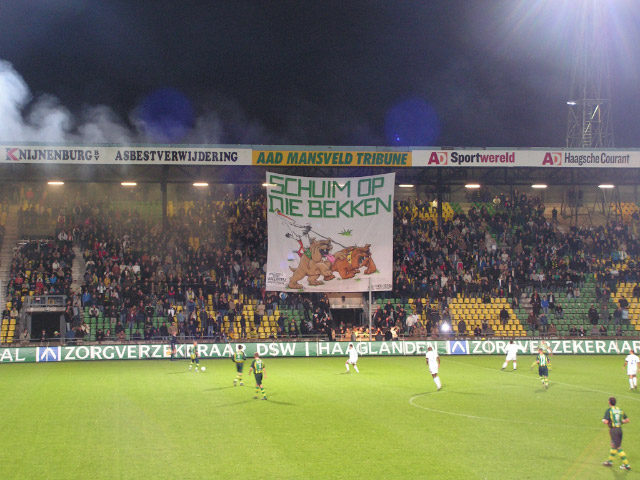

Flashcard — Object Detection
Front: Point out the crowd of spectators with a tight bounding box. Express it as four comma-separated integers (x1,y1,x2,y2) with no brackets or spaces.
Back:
4,237,74,314
3,187,640,342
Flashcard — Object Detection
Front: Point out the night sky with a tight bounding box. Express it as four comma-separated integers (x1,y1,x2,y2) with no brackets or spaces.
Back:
1,0,639,147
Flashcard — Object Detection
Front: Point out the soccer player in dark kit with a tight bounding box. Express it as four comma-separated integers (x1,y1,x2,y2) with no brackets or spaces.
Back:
249,352,267,400
602,396,631,470
231,344,247,386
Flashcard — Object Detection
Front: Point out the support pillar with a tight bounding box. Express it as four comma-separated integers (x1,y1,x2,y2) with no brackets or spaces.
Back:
161,166,168,230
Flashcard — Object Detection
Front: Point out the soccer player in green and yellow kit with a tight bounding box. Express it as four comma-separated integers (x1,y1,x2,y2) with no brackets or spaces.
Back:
231,344,247,386
536,348,550,388
189,341,201,372
602,396,631,470
248,352,267,400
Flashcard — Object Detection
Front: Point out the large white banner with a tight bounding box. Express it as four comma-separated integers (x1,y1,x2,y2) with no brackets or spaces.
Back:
265,172,394,292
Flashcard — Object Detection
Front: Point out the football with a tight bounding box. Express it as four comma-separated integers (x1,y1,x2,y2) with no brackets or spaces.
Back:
201,367,206,372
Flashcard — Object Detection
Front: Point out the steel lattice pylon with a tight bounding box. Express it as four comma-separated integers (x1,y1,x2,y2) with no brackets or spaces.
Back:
566,0,614,148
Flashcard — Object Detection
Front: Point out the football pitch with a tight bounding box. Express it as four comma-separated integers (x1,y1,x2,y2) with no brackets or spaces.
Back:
1,355,638,479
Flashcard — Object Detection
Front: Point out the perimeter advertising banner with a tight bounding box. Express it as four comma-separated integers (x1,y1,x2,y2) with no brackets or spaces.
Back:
1,339,639,363
265,172,394,292
411,148,635,168
3,144,640,168
1,145,251,165
252,150,412,167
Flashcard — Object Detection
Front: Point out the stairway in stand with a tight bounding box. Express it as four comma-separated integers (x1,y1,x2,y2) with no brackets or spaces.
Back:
0,205,20,344
71,245,86,288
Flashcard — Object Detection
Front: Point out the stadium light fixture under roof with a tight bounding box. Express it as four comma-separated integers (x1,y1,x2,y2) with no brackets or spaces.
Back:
398,184,414,188
262,183,275,187
598,184,615,189
531,184,547,189
47,181,64,185
567,101,577,106
121,182,137,186
193,182,209,187
464,183,481,189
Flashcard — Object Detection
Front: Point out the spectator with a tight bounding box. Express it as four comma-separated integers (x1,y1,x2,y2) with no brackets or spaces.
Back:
457,319,466,336
482,318,489,335
160,322,169,340
541,296,549,314
499,307,509,326
620,296,630,309
613,306,622,325
406,313,418,335
539,313,548,333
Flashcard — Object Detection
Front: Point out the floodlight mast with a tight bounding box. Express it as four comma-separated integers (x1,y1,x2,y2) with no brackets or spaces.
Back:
566,0,614,148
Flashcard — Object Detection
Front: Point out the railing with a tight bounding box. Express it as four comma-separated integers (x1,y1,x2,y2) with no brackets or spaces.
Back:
10,331,640,348
24,295,67,311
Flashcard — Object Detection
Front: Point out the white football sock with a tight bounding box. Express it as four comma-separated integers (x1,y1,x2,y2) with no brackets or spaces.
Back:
502,362,507,369
634,377,637,387
513,362,517,370
630,378,634,389
434,377,442,389
345,363,350,371
354,365,359,373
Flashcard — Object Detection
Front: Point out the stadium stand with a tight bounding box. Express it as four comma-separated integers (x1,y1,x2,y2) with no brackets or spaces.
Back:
2,186,640,343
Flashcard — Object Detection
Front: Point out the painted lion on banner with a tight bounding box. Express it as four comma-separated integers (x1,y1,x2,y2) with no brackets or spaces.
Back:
331,244,377,279
287,238,335,289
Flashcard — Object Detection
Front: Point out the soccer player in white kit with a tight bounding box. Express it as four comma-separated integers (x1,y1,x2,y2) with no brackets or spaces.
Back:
501,340,519,370
425,346,442,390
624,349,639,390
345,343,359,373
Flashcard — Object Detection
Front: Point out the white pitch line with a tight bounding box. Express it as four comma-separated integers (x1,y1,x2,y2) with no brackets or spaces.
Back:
447,358,640,403
409,386,601,430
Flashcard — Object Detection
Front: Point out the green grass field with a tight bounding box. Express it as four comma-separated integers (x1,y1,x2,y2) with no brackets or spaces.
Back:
1,355,639,479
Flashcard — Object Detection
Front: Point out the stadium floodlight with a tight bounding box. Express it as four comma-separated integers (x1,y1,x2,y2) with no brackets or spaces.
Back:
464,183,481,189
121,182,137,186
262,183,276,187
47,181,64,185
399,184,414,188
531,184,547,189
598,184,614,189
567,101,577,106
193,182,209,187
441,323,451,332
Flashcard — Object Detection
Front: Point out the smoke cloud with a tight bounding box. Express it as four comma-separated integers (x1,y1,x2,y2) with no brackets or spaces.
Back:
0,59,137,144
0,59,257,145
0,59,381,146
